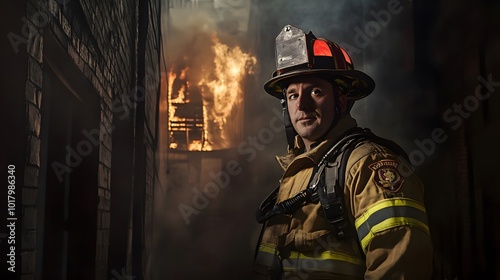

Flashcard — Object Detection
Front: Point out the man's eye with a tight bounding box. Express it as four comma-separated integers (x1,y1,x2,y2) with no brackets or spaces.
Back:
288,93,298,100
311,89,322,95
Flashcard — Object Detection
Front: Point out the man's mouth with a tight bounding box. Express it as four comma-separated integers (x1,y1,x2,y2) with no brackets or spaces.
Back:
298,116,315,121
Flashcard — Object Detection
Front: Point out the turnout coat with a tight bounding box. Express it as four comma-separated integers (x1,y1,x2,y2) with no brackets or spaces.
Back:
254,114,433,279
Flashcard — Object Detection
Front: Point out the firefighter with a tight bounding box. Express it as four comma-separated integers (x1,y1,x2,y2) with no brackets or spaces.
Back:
253,25,433,279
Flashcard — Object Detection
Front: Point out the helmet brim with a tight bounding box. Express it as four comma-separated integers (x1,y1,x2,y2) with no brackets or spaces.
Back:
263,69,375,100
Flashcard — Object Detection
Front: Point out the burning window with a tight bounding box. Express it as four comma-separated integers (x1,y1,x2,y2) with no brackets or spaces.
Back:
167,36,256,151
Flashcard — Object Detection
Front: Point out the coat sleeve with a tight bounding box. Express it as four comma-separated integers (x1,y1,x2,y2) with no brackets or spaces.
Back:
345,143,433,279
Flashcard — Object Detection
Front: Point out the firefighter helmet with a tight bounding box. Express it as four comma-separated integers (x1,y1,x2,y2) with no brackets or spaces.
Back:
264,25,375,100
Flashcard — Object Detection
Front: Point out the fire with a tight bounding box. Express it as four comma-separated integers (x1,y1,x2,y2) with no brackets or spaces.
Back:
167,35,256,151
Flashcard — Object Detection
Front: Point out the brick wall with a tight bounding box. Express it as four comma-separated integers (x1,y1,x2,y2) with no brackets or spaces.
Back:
143,0,161,278
20,2,44,279
15,0,161,279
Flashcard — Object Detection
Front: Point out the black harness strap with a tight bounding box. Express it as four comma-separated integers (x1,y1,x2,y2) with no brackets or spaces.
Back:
255,164,320,224
255,128,410,234
253,164,319,263
254,128,411,265
318,132,370,240
255,128,366,224
318,128,411,240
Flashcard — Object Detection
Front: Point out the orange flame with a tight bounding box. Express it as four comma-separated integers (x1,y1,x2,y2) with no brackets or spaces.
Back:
167,35,256,151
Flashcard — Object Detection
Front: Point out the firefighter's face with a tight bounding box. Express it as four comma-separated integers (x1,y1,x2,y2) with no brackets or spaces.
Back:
285,76,346,149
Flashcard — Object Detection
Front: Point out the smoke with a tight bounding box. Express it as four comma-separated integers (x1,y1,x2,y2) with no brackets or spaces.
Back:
154,1,433,279
256,0,434,151
155,2,263,279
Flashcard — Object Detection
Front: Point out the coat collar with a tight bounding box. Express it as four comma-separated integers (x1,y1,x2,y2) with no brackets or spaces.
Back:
276,114,358,170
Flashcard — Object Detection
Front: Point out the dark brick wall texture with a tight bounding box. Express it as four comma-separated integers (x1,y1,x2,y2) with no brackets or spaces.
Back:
6,0,162,279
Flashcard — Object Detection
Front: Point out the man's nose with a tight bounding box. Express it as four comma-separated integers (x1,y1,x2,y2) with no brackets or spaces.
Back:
296,92,312,110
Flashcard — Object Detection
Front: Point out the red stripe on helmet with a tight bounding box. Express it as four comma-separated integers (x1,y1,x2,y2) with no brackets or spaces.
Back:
313,40,333,57
340,47,352,65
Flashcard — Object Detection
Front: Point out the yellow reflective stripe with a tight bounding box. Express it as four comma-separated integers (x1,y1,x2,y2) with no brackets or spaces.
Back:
358,217,430,251
288,250,364,266
258,243,363,266
355,198,426,229
282,250,366,277
355,198,430,252
258,242,277,254
257,243,365,277
255,242,280,271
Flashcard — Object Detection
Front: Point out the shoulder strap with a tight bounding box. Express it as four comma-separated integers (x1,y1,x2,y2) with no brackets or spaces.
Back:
255,128,369,224
317,128,410,240
318,130,370,240
255,128,409,226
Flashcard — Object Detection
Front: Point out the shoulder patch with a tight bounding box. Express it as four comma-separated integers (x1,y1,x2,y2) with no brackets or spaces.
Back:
368,159,404,192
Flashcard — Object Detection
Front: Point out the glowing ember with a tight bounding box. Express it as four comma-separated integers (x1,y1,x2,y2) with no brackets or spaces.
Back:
167,35,256,151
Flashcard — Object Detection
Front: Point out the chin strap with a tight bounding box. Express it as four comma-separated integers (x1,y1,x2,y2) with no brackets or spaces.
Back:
328,87,343,135
281,95,297,149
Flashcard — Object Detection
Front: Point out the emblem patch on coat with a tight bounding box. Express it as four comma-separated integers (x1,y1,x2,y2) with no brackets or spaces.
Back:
368,159,404,192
